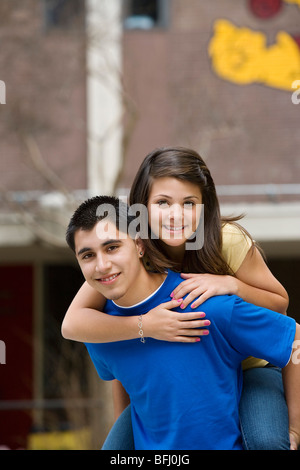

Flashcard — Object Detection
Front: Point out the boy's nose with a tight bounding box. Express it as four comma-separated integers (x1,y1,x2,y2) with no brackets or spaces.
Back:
95,254,112,273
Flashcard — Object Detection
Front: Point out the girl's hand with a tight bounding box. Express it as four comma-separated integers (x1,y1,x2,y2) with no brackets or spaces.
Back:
171,273,238,309
143,298,210,343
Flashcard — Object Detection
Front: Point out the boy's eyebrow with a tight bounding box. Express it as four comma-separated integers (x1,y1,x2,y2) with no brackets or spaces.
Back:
77,246,92,257
77,239,122,257
102,239,122,247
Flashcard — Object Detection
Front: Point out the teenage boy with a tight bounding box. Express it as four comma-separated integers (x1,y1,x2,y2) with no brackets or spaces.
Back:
66,196,300,450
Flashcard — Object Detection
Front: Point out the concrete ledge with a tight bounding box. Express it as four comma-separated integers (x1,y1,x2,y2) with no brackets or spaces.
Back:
221,202,300,257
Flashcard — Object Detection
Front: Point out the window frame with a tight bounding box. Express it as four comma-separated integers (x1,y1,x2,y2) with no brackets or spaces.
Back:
123,0,170,30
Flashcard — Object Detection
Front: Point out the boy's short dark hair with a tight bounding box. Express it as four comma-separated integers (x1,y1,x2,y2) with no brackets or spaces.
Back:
66,195,134,253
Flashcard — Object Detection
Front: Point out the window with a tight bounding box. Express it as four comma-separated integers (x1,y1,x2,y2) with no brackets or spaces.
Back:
123,0,169,30
43,0,85,30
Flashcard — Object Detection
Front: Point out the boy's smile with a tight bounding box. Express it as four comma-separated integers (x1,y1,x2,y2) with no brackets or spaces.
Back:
97,272,121,285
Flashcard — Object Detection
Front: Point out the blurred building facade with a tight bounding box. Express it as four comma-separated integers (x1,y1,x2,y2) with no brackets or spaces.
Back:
0,0,300,449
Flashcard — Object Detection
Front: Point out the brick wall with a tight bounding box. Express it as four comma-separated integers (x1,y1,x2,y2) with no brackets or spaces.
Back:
120,0,300,200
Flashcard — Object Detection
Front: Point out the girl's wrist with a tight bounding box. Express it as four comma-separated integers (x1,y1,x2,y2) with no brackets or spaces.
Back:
140,311,151,338
228,275,239,296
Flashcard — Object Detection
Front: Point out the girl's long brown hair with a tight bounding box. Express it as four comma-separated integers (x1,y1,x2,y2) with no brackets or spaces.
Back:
129,146,253,275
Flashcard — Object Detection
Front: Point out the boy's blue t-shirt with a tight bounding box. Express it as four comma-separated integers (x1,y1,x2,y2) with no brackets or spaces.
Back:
85,270,295,450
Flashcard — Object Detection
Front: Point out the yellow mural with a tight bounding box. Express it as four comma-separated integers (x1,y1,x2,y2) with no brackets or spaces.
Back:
209,19,300,91
284,0,300,7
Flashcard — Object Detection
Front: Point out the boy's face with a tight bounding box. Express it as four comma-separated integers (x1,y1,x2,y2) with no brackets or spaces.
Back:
74,220,144,305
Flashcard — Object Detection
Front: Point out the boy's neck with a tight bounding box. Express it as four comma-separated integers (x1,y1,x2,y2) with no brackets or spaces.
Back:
114,270,167,308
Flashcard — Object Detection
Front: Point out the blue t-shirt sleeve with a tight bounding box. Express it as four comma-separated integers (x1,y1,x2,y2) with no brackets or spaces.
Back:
85,343,115,381
226,297,296,368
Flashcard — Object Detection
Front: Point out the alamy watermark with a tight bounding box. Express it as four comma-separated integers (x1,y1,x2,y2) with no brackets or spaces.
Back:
95,201,204,250
291,80,300,105
0,80,6,104
292,340,300,365
0,340,6,364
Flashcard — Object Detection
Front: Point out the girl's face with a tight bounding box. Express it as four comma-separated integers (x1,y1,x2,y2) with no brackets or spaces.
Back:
147,177,203,249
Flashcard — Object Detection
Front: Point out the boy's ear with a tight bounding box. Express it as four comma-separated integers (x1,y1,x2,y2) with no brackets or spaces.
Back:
135,236,145,258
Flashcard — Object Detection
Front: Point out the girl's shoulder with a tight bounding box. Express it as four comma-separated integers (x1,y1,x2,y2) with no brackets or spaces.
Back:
222,221,251,238
221,222,253,273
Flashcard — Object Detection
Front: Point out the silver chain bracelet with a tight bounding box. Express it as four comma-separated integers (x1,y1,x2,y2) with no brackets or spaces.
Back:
138,315,146,343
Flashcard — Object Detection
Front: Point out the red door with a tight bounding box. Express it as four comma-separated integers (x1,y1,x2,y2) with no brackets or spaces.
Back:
0,265,34,449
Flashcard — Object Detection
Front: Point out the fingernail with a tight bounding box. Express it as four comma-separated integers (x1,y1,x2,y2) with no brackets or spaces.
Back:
195,338,201,342
180,304,185,309
170,292,174,298
202,330,209,335
177,298,183,303
204,320,210,326
191,303,196,309
199,312,205,318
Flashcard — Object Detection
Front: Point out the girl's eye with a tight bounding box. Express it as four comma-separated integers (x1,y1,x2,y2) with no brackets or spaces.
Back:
157,200,169,207
183,201,195,208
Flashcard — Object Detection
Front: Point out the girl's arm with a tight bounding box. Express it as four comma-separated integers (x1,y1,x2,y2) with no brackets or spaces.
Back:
230,246,288,313
171,246,289,314
62,281,142,342
62,280,210,343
